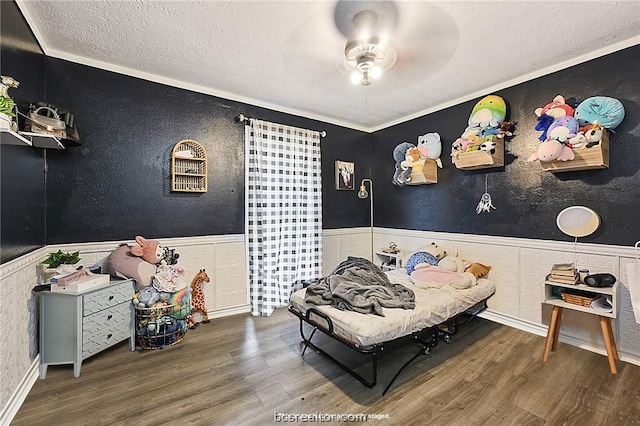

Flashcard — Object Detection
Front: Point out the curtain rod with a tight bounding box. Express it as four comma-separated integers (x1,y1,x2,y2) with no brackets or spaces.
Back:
234,114,327,137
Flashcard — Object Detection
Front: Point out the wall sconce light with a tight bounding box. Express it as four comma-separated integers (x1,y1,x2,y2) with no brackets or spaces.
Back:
358,178,373,261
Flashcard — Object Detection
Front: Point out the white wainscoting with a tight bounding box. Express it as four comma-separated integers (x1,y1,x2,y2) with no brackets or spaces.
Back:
374,228,640,367
2,227,638,424
0,234,248,425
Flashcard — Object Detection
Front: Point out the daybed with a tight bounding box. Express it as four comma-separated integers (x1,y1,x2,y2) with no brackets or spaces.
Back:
288,262,495,395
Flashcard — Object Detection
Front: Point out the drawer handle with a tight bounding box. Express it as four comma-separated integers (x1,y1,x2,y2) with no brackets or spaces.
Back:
107,333,113,339
108,296,114,301
107,314,113,320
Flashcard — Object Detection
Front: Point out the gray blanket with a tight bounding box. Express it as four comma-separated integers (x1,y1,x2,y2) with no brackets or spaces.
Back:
304,257,415,316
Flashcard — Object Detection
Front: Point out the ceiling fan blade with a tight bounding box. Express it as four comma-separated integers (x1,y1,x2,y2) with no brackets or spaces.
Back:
334,0,398,39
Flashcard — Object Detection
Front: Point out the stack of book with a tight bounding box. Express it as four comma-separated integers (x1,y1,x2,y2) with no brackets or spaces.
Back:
547,263,578,284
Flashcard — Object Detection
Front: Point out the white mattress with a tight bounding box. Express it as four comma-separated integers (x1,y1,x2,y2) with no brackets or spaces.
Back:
289,268,495,347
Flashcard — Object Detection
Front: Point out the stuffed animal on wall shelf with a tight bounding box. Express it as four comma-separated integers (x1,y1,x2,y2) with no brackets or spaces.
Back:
392,142,416,186
416,132,443,168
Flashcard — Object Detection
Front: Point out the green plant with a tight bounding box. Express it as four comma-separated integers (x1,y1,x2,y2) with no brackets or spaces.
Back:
0,96,16,118
42,250,81,269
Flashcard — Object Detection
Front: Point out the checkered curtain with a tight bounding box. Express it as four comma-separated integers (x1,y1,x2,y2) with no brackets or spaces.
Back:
245,119,323,316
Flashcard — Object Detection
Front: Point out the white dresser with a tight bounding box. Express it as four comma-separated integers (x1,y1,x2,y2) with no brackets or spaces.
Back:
39,278,135,378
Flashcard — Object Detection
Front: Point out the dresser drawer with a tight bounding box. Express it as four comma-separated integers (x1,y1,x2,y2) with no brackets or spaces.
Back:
82,302,131,358
83,280,134,316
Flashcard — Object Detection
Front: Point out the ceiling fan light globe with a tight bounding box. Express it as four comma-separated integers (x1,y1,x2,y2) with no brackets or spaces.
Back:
370,66,382,79
350,71,362,85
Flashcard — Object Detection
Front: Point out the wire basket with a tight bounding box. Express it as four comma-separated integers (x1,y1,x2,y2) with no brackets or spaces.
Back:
561,291,598,307
135,301,190,350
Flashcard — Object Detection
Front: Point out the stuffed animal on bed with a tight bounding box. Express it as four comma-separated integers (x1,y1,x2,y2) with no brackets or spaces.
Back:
438,252,469,273
411,265,476,290
465,262,491,278
404,243,447,274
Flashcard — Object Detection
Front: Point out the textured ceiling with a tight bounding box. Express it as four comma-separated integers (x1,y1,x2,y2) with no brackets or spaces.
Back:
16,0,640,132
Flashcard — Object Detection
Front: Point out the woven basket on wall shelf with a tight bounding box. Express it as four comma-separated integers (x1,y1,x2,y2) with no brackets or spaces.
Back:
171,139,208,192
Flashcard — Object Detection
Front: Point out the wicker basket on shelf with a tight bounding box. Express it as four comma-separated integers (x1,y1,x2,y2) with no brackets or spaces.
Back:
561,291,598,307
135,300,190,350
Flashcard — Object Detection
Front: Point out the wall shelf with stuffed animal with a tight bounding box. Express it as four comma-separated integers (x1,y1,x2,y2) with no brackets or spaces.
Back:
406,158,438,185
171,139,208,192
528,95,623,174
452,136,504,170
451,94,515,171
392,132,442,186
540,130,609,173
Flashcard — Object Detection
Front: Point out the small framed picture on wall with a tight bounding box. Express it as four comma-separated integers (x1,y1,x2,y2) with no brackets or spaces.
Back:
335,160,355,190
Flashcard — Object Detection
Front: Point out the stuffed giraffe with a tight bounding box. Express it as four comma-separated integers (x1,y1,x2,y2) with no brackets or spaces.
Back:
188,269,210,329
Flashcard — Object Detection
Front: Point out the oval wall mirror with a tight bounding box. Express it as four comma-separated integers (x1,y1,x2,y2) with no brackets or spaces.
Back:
556,206,600,238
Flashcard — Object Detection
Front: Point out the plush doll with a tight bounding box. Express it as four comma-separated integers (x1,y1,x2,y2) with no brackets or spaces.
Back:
496,120,517,138
574,96,625,129
134,286,160,308
581,122,604,147
438,252,469,273
405,252,440,275
161,247,180,265
130,236,164,264
480,141,497,155
392,142,416,186
401,147,422,173
535,95,574,119
467,95,507,129
416,132,443,168
170,287,192,320
534,114,556,141
153,262,187,292
528,139,574,162
534,95,574,141
546,116,579,143
465,262,491,278
107,244,158,289
568,132,587,149
404,243,447,274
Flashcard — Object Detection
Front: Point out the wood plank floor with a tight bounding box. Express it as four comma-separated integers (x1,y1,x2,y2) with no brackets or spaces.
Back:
12,308,640,425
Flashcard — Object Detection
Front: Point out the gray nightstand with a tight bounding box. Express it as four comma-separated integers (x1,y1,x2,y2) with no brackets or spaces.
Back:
39,278,136,378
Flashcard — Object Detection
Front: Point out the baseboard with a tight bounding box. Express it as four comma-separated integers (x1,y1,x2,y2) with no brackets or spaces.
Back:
479,309,548,337
479,309,640,367
208,304,251,319
0,356,39,426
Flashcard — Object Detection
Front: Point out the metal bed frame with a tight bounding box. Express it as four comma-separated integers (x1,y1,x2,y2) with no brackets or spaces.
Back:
288,297,491,395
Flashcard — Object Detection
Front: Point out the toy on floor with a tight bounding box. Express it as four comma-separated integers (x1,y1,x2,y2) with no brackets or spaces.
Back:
188,269,211,329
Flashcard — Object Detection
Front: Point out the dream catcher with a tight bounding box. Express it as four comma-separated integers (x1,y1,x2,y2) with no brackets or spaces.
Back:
476,174,496,214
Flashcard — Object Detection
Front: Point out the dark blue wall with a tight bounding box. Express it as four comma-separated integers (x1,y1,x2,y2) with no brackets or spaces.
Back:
0,1,46,263
371,45,640,246
42,59,371,244
2,0,639,264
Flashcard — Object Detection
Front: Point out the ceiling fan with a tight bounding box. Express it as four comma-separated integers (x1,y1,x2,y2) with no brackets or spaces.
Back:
335,1,399,86
281,1,459,90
